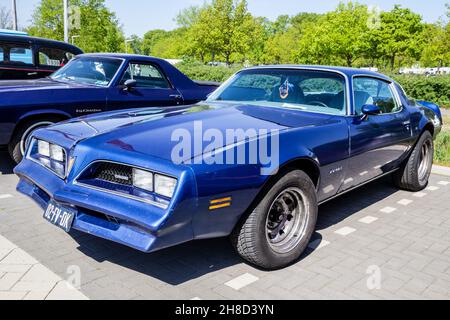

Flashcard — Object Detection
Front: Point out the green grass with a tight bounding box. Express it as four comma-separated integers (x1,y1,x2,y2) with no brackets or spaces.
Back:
435,115,450,167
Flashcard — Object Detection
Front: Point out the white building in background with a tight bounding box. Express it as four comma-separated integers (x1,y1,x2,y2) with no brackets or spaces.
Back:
399,66,450,75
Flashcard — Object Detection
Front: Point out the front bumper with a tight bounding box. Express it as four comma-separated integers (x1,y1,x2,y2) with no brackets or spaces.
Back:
14,158,196,253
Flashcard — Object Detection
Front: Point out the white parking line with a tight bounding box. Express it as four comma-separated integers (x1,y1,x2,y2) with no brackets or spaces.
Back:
413,192,427,198
398,199,413,206
426,186,439,191
334,227,356,236
191,297,202,300
438,181,450,186
358,216,378,224
380,207,397,213
225,273,259,291
308,239,330,250
0,194,13,200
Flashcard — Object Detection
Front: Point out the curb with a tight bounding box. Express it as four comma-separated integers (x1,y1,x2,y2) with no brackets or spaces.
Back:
432,165,450,177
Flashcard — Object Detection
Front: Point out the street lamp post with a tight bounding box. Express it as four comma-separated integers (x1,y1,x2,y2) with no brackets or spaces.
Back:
63,0,69,43
11,0,18,31
125,39,133,54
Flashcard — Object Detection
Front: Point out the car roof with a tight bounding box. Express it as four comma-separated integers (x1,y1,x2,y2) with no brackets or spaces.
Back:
76,53,169,64
0,34,83,54
244,65,393,82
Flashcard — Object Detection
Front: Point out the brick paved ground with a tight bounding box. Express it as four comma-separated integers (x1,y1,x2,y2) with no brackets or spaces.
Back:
0,150,449,300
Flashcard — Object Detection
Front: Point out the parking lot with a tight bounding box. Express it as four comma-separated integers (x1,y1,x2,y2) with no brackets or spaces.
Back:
0,149,449,300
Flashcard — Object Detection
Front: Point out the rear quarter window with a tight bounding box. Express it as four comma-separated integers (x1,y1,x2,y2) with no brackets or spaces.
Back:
0,43,33,65
38,47,76,67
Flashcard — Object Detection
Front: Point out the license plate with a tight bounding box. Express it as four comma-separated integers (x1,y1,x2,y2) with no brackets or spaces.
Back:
44,200,76,232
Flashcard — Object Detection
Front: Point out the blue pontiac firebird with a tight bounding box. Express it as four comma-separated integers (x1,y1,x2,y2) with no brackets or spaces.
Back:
15,66,442,269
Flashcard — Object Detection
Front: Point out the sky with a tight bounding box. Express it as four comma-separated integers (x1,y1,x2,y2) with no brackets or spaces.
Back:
0,0,448,37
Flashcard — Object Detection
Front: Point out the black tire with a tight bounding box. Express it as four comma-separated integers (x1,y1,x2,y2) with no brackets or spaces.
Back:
231,170,318,270
393,131,434,192
8,118,59,164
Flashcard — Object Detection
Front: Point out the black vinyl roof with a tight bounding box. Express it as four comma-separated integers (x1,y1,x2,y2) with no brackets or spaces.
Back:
0,34,83,54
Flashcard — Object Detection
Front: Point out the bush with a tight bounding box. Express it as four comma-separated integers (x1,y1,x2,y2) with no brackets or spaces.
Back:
176,60,241,83
435,131,450,166
393,75,450,109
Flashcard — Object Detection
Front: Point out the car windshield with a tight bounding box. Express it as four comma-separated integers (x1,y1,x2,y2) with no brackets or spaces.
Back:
51,56,123,86
207,69,347,115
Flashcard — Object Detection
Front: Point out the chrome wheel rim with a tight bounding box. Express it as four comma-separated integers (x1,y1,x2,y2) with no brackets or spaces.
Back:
265,187,309,254
20,121,54,155
418,139,432,182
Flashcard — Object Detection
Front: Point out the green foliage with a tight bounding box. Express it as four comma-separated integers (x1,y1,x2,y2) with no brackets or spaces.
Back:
392,75,450,108
27,0,124,53
435,131,450,166
185,0,262,65
176,60,240,82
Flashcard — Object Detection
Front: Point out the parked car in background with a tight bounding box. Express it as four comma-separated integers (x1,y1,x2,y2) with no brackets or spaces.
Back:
0,53,219,163
15,66,442,269
0,34,83,80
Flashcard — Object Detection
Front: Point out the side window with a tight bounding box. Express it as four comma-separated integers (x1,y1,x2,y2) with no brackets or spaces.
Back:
38,47,75,67
0,43,33,65
353,77,400,115
120,63,170,89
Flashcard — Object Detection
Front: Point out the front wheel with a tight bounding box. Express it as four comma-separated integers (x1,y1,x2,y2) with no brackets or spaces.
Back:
231,170,318,270
8,119,57,164
393,131,434,192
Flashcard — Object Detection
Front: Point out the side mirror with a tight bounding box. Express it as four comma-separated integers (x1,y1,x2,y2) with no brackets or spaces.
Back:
361,104,381,116
123,79,137,91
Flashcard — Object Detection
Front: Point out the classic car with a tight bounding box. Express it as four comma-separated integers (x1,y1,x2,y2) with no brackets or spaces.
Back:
0,33,83,80
14,66,442,269
0,53,219,163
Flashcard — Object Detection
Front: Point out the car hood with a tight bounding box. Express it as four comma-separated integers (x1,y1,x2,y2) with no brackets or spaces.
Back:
0,78,85,92
34,102,336,162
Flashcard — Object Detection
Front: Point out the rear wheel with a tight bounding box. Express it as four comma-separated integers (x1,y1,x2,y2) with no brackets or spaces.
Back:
393,131,434,192
231,170,318,270
8,118,59,164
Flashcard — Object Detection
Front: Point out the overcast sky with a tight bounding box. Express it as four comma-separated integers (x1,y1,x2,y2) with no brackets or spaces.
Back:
0,0,448,37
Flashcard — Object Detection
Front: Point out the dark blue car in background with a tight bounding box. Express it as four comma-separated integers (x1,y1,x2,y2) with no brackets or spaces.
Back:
0,53,219,163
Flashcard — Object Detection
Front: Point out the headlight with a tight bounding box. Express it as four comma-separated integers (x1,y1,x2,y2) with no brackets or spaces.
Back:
154,174,177,198
50,144,64,162
133,168,153,192
38,140,50,157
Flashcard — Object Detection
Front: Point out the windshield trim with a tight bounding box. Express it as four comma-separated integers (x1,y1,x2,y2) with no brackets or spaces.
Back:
50,56,126,88
207,67,352,116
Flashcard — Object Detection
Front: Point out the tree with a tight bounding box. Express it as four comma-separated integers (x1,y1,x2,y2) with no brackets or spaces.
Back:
295,2,370,67
126,34,142,54
0,6,12,29
175,5,202,28
376,5,424,70
141,29,169,56
188,0,261,65
28,0,125,53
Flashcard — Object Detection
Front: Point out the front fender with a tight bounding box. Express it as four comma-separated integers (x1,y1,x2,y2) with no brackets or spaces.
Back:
18,109,72,123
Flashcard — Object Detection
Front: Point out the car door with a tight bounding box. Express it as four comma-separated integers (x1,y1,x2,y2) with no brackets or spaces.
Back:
342,76,413,191
107,61,184,111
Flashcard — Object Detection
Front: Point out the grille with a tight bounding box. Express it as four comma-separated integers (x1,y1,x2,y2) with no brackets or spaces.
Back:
92,162,133,186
